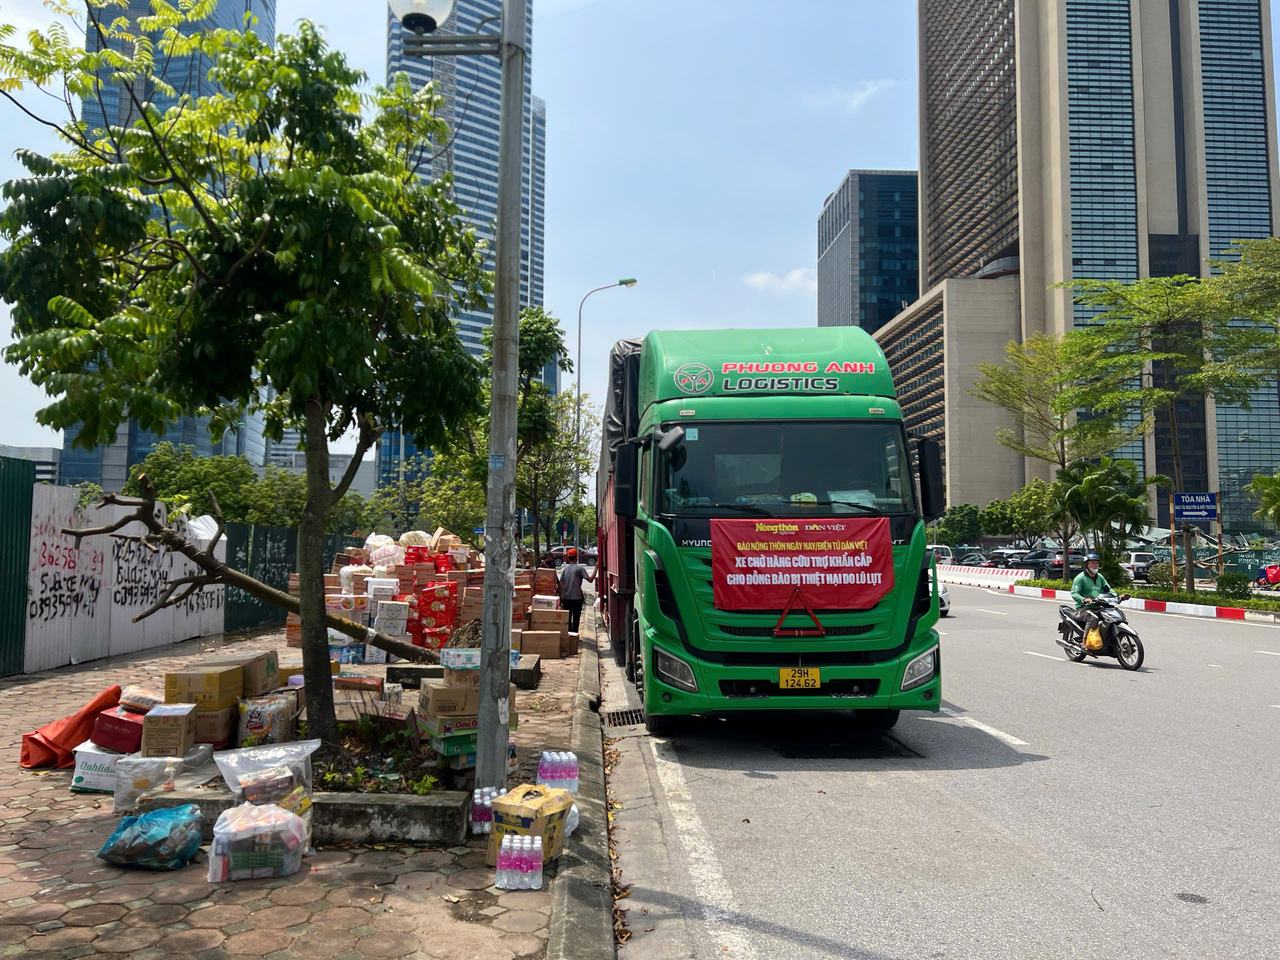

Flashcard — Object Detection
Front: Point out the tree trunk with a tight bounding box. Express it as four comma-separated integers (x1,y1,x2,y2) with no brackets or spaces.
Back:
530,475,541,562
1164,386,1195,594
301,399,339,753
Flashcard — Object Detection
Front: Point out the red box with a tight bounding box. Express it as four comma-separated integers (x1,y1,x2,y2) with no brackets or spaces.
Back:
92,706,145,754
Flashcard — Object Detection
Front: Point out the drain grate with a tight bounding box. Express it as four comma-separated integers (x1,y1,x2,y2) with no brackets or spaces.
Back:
605,708,645,728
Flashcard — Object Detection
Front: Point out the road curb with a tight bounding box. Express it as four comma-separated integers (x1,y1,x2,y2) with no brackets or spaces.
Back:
546,628,614,960
954,580,1280,623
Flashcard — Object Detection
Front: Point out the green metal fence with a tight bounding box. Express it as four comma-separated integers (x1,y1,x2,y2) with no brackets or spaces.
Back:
0,459,35,677
222,527,364,632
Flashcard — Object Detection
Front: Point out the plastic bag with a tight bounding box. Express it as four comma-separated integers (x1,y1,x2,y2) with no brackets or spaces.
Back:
207,802,307,881
339,564,374,595
214,740,321,802
114,757,182,814
98,804,204,870
364,532,395,552
1085,627,1104,651
400,530,430,547
119,685,162,713
237,695,297,746
370,543,405,567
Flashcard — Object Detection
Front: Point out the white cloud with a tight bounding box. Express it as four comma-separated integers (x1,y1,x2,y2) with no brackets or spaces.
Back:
743,268,817,297
802,80,898,115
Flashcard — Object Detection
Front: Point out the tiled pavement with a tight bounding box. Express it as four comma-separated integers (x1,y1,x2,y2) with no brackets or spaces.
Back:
0,628,582,960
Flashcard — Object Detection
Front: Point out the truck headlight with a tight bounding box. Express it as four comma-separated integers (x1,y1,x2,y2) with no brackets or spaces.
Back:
654,646,698,693
901,645,938,691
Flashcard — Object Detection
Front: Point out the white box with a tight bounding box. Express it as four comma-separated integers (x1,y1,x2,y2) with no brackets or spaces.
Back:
71,741,123,793
375,600,411,619
363,644,388,665
374,616,410,635
531,594,559,610
440,648,482,669
365,577,398,598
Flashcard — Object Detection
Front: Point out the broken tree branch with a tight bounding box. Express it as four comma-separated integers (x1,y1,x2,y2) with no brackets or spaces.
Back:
65,475,438,663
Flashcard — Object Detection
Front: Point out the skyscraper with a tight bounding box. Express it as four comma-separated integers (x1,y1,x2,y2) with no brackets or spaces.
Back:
877,0,1280,528
382,1,549,487
65,0,277,491
817,170,919,334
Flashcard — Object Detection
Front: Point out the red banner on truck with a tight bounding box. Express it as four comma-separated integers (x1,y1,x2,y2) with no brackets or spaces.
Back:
709,517,895,611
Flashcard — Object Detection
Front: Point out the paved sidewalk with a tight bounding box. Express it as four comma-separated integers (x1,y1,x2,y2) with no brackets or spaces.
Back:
0,628,582,960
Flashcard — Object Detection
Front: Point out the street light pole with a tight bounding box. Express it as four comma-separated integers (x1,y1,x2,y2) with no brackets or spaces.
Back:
391,0,525,792
574,278,637,552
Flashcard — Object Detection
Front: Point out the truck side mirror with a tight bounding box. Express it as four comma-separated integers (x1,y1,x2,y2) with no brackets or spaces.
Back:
915,437,945,521
615,442,639,520
656,425,686,471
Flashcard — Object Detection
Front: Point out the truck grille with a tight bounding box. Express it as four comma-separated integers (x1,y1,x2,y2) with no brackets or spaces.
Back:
718,679,880,698
718,623,875,638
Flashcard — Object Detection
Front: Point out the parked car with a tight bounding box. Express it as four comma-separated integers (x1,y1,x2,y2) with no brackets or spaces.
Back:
541,545,598,568
1123,551,1156,582
928,544,954,563
1042,551,1087,580
938,580,951,617
958,554,989,567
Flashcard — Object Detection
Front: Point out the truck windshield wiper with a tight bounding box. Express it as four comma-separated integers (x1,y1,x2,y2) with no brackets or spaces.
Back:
801,499,882,516
689,502,775,516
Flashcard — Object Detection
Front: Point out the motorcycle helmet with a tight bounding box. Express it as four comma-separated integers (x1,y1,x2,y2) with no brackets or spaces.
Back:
1085,553,1101,564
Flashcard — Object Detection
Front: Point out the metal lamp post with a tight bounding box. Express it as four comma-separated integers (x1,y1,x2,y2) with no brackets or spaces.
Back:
574,278,637,552
390,0,525,792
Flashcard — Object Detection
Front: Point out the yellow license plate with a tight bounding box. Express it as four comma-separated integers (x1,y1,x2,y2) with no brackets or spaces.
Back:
779,667,820,690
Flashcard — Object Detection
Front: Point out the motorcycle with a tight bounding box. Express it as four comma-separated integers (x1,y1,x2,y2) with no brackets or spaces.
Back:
1055,593,1144,670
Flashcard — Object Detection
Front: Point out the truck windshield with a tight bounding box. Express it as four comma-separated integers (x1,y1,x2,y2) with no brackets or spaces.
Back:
657,420,917,517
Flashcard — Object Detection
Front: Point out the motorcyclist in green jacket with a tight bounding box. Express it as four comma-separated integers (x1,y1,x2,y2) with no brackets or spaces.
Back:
1070,553,1110,643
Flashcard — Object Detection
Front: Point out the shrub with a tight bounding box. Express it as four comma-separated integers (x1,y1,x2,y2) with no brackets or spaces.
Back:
1101,553,1131,587
1148,561,1177,589
1215,572,1252,600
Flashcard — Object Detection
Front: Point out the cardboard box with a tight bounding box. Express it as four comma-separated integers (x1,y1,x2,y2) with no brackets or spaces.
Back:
92,705,146,754
522,630,563,660
531,594,560,611
527,608,570,631
165,666,243,710
329,643,366,665
487,784,574,866
204,651,280,698
279,658,340,678
141,703,197,757
430,732,477,757
326,594,370,615
194,706,236,748
420,681,479,717
371,704,420,750
561,631,580,658
424,714,478,738
335,675,384,694
510,628,523,653
366,578,398,597
363,643,388,665
442,666,480,688
446,751,477,770
376,600,411,619
71,741,123,793
374,616,410,635
440,648,482,669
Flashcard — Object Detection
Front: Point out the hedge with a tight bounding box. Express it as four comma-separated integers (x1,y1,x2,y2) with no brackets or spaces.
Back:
1013,579,1280,613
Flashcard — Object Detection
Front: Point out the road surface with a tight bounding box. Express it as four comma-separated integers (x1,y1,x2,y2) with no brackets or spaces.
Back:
599,584,1280,959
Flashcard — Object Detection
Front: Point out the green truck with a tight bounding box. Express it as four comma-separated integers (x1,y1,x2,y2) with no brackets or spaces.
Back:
596,328,946,735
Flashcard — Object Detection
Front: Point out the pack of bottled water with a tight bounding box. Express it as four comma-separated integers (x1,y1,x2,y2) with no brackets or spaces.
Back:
536,751,579,793
495,833,543,890
470,786,501,835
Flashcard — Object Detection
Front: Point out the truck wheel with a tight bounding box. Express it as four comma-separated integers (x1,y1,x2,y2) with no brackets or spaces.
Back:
852,709,900,734
644,709,679,737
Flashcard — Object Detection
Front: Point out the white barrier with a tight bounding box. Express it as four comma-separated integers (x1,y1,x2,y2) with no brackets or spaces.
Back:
25,485,225,673
936,563,1035,588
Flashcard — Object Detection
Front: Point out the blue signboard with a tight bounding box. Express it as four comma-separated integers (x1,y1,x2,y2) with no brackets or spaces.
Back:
473,527,485,535
1173,492,1218,522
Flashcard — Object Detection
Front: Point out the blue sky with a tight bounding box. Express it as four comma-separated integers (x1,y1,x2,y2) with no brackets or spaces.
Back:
0,0,919,451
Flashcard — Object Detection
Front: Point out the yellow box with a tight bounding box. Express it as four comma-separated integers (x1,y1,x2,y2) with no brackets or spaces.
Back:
486,784,573,866
165,666,243,710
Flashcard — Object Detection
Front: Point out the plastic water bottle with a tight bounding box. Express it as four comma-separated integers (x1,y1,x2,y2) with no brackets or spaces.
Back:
564,803,579,837
482,792,493,834
511,836,527,889
532,836,544,890
471,789,482,835
568,752,579,794
496,834,514,890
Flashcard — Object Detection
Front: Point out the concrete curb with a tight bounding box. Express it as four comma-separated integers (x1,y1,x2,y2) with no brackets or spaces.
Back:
965,581,1280,624
546,631,615,960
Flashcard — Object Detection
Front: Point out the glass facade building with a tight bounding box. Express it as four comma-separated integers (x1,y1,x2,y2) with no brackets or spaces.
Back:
1200,0,1279,533
817,171,919,334
386,1,546,361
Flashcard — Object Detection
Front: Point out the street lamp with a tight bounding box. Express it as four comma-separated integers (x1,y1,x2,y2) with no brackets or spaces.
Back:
575,278,638,552
390,0,525,792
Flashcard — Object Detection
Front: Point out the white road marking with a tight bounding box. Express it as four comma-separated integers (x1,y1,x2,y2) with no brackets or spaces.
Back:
1025,651,1064,661
1256,650,1280,657
926,707,1030,746
1209,664,1222,668
972,607,1008,616
650,740,756,958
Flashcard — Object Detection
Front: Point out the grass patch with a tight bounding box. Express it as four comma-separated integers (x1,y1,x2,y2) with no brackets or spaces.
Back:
1015,579,1280,613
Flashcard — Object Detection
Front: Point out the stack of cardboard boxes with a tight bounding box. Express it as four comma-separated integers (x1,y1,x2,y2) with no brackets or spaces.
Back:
419,647,518,772
164,651,284,750
522,595,575,660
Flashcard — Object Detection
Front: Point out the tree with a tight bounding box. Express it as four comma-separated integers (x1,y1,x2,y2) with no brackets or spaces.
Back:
123,443,258,522
1056,458,1167,559
243,467,308,529
970,332,1145,573
1244,472,1280,530
1062,275,1266,591
326,492,366,537
933,504,982,547
516,393,597,560
0,9,489,750
363,452,485,539
979,480,1056,548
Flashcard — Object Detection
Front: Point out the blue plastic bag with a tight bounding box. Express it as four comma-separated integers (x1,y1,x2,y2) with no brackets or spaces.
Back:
97,804,205,870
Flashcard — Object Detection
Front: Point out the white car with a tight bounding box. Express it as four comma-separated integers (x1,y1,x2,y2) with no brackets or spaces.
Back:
929,544,954,563
933,571,951,617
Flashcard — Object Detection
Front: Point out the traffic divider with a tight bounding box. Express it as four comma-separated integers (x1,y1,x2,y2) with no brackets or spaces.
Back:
936,564,1035,588
996,584,1280,624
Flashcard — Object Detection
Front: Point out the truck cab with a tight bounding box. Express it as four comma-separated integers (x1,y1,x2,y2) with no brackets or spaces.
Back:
597,328,945,735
